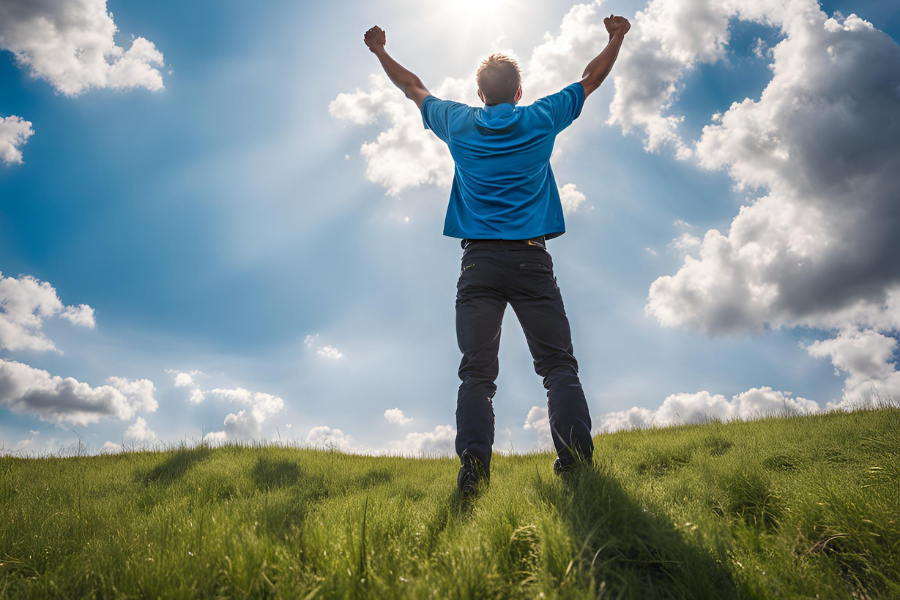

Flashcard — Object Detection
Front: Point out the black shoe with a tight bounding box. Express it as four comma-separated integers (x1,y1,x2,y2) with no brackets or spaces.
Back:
553,457,592,476
458,450,488,494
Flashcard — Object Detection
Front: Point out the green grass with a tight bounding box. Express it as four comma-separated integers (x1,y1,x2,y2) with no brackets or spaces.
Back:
2,408,898,599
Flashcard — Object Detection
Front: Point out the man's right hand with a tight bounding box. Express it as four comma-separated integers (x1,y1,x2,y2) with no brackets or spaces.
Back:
364,25,386,53
604,15,631,40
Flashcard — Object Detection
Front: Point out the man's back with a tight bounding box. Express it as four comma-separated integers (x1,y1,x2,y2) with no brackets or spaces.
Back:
421,82,586,241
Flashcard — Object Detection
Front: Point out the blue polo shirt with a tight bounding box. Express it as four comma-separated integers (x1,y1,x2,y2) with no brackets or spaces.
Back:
421,82,585,240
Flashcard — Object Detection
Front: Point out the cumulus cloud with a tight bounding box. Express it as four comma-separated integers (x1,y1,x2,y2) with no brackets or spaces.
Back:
597,386,820,433
390,424,455,456
559,183,586,214
165,369,204,388
329,73,461,196
317,346,343,360
0,272,96,352
645,7,900,339
0,0,165,96
304,334,344,359
106,376,158,413
668,232,701,256
524,405,553,450
204,431,228,444
100,440,121,452
123,416,157,442
619,0,900,402
60,304,95,327
329,2,610,197
805,330,900,408
0,359,157,426
189,389,205,404
384,408,412,425
0,115,34,165
306,425,353,450
204,387,284,441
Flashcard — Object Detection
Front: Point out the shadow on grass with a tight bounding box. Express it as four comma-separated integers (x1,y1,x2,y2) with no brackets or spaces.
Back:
136,445,211,486
251,456,301,490
352,468,394,489
537,465,741,599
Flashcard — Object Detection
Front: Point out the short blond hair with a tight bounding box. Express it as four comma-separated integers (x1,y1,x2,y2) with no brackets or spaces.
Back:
476,54,521,105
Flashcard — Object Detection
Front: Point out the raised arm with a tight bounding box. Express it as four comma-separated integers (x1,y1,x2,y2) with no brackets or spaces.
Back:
579,15,631,99
364,26,431,109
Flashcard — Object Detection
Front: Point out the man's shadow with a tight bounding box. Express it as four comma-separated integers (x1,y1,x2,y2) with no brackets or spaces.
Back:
533,464,740,598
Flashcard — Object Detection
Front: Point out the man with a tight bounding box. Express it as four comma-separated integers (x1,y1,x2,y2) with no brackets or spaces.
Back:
364,15,631,493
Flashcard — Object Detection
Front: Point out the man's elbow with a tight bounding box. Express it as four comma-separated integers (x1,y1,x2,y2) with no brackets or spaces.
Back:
579,76,601,99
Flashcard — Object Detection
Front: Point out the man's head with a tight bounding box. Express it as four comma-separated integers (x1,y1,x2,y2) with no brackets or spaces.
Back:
476,54,522,106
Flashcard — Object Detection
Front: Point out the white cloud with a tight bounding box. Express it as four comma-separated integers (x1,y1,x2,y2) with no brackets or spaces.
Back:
317,345,343,360
123,416,157,442
329,73,461,196
60,304,95,327
100,440,121,452
0,272,96,352
606,0,818,157
188,388,205,404
645,247,659,257
805,330,900,408
668,232,701,256
165,369,204,387
633,3,900,411
0,0,165,97
304,334,343,359
559,183,586,214
204,387,284,441
106,376,158,413
0,115,34,165
523,405,553,450
0,359,157,425
203,431,228,444
220,410,264,439
12,438,32,452
673,219,693,230
597,406,656,433
384,408,412,425
306,425,353,450
389,424,455,456
597,386,820,433
752,37,770,59
645,8,900,339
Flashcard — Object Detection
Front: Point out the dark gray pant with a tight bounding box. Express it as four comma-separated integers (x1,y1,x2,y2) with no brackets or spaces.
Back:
455,240,594,475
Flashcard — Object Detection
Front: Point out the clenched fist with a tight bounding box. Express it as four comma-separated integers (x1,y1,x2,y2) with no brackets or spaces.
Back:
604,15,631,39
364,26,386,53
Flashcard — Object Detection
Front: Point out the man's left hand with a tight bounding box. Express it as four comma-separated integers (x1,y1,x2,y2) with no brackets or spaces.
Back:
365,25,386,53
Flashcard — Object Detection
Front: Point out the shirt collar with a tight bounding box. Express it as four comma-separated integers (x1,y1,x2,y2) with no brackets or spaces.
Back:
482,102,517,116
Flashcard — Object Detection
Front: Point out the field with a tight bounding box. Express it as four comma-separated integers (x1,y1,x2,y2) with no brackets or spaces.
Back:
1,407,898,599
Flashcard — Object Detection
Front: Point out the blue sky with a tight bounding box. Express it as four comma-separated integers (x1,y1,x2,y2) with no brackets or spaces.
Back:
1,0,899,454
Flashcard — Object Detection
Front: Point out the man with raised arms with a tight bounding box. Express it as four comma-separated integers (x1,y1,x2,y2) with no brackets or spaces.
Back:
363,16,632,493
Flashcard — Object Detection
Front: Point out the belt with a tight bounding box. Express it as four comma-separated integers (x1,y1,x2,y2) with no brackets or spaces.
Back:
462,236,546,250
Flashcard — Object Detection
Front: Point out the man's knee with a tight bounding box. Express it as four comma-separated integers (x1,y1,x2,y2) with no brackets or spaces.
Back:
536,358,580,388
458,374,498,395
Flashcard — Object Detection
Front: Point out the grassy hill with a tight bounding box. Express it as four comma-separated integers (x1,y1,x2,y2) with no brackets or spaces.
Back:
1,408,898,599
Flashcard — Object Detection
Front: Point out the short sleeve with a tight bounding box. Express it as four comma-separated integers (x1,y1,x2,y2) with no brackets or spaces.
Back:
532,82,586,134
421,96,468,143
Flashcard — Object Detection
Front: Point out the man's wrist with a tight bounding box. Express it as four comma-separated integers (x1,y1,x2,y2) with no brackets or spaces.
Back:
371,45,387,56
